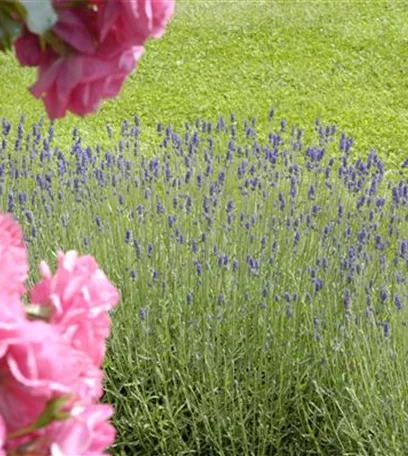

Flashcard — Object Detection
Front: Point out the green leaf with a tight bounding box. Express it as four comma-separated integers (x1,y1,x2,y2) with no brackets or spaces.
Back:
0,10,22,51
25,303,52,321
7,395,73,440
19,0,57,35
33,395,72,428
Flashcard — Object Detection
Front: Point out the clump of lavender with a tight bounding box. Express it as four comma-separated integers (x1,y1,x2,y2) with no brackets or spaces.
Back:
2,111,408,454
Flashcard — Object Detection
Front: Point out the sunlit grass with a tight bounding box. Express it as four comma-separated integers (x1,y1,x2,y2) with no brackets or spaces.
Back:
1,0,408,164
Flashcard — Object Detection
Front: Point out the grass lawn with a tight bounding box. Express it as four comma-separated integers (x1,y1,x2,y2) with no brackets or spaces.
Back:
1,0,408,165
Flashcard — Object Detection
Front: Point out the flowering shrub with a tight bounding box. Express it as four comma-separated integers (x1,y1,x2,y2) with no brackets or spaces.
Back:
0,212,119,455
0,112,405,453
0,0,175,119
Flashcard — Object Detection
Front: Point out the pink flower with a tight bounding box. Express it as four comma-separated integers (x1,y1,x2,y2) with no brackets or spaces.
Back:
97,0,175,45
0,319,101,433
31,251,119,367
2,402,115,456
0,213,28,295
49,403,116,455
53,8,98,55
28,2,145,118
30,46,144,119
0,212,30,323
13,0,174,119
0,291,26,323
0,415,6,456
14,28,57,67
53,5,134,60
4,403,115,455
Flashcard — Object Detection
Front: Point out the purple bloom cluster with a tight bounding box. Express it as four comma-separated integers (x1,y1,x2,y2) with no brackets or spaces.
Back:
1,112,407,344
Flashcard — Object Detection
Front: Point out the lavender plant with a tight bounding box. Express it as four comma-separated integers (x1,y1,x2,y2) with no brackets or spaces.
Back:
1,112,408,455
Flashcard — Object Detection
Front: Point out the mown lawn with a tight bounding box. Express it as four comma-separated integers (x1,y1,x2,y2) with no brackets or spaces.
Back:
1,0,408,164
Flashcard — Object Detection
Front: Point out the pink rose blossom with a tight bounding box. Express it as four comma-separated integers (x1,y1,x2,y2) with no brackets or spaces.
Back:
12,0,174,119
0,320,101,433
2,403,115,455
49,403,115,455
97,0,175,45
0,415,5,456
53,8,98,55
53,5,133,60
0,213,27,323
0,291,26,323
29,2,145,118
0,213,28,295
31,251,119,367
30,46,144,119
14,28,57,67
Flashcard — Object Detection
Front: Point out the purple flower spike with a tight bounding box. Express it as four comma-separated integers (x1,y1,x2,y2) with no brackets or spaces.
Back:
380,289,389,304
383,322,391,338
187,292,193,306
344,288,351,310
139,307,147,321
394,294,403,311
125,229,132,244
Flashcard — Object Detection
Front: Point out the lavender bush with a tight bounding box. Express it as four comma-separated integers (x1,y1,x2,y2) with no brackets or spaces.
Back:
2,112,408,454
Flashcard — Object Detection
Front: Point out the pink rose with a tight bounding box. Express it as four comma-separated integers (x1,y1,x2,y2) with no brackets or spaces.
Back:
0,319,100,433
0,415,5,456
0,291,26,323
97,0,175,45
14,28,57,68
49,403,116,455
0,213,30,322
4,403,115,455
53,8,98,55
30,46,143,119
3,402,115,455
31,251,119,367
53,4,135,60
0,213,28,297
13,0,174,119
70,349,104,402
